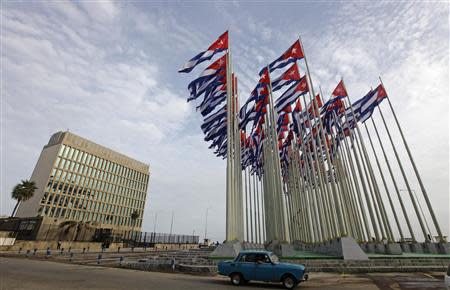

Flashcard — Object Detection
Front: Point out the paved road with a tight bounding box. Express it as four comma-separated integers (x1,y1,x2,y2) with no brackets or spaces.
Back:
0,257,445,290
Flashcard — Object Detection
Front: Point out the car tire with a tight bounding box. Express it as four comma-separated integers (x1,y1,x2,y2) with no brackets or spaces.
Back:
282,274,298,289
230,273,242,286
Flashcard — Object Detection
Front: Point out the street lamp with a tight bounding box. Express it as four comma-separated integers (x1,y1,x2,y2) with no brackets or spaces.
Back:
204,206,212,241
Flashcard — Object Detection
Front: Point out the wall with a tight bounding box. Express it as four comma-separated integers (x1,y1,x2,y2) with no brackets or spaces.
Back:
16,143,60,217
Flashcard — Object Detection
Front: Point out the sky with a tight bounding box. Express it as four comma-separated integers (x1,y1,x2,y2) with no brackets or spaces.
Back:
1,1,448,242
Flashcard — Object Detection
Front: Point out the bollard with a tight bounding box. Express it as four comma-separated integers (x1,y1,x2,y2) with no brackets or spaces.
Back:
117,247,121,253
18,247,22,254
83,248,86,254
97,254,102,264
26,250,30,257
70,252,74,262
33,248,37,255
46,247,51,258
119,256,124,266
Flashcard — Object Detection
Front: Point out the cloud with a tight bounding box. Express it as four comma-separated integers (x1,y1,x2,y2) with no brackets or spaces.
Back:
1,2,448,241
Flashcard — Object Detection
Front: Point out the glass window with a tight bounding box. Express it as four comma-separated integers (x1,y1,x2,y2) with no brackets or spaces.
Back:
82,152,87,164
59,159,66,169
62,146,70,158
68,147,75,160
94,157,99,168
77,151,83,163
58,145,66,156
72,149,79,161
64,160,70,170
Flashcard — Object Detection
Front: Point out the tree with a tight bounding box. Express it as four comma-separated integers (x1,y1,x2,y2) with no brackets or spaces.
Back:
11,180,37,217
130,210,140,239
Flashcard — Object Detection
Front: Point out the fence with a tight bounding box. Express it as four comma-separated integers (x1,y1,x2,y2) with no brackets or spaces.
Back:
127,232,199,245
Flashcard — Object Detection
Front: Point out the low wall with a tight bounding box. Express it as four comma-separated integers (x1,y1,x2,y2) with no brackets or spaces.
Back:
0,240,123,252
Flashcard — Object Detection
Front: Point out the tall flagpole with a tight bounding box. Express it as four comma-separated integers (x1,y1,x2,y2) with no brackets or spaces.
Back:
371,117,415,241
300,35,346,236
341,79,380,241
379,77,443,242
225,32,234,241
377,106,427,241
364,122,404,241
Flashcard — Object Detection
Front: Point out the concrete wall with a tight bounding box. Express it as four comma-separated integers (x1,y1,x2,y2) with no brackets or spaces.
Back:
0,240,124,251
16,143,60,217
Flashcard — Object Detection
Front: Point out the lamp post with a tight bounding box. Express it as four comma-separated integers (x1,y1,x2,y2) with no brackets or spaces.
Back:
204,207,211,241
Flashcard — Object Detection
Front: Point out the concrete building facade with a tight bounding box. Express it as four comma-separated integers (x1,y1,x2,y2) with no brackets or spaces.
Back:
16,131,150,239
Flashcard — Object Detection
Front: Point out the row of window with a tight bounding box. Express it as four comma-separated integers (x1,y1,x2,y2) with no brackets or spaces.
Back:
48,170,145,202
45,181,144,209
37,205,142,228
58,144,148,184
54,156,147,192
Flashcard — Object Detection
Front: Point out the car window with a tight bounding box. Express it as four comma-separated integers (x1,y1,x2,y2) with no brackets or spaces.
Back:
270,253,279,264
255,253,271,263
239,253,256,262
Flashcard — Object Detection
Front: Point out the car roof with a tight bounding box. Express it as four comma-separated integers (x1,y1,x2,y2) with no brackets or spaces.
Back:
239,250,272,254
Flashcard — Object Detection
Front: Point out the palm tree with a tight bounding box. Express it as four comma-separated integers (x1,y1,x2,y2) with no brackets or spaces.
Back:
11,180,37,217
130,210,140,240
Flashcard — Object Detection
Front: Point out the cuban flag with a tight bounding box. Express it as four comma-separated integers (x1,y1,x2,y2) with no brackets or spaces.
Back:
259,40,304,76
271,63,301,92
344,89,373,126
274,76,308,114
188,71,225,102
201,109,226,134
359,84,388,123
321,80,348,113
187,56,226,102
179,31,228,73
239,68,270,120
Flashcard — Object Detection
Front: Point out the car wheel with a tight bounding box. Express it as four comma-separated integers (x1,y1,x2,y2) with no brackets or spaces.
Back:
230,273,242,286
282,274,298,289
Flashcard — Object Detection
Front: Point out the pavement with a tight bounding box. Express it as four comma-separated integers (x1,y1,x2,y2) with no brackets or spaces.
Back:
0,257,446,290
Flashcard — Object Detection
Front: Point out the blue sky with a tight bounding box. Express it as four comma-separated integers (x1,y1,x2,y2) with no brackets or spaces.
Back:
1,1,448,242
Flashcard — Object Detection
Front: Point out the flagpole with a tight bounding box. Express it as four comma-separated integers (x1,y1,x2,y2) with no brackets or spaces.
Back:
379,77,442,242
377,105,428,241
364,122,403,241
225,34,232,242
370,117,413,242
340,79,380,241
299,35,346,237
267,67,289,242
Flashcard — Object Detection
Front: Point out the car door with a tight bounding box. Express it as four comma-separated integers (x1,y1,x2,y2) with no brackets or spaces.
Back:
253,253,274,282
235,253,256,281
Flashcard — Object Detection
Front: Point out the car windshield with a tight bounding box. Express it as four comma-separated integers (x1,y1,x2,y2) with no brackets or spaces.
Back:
269,253,279,264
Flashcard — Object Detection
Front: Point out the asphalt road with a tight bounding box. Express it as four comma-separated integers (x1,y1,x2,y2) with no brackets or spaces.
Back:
0,257,446,290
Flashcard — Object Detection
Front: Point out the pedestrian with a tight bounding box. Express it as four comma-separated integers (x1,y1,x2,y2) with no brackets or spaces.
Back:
57,240,61,250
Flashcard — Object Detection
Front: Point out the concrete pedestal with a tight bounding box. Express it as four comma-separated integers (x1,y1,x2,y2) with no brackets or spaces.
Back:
364,242,376,253
385,243,402,255
410,243,423,253
375,243,386,254
400,242,411,253
437,242,450,254
423,242,438,254
209,241,242,258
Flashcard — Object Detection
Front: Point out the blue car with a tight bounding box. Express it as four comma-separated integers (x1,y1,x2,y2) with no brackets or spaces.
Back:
217,250,308,289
